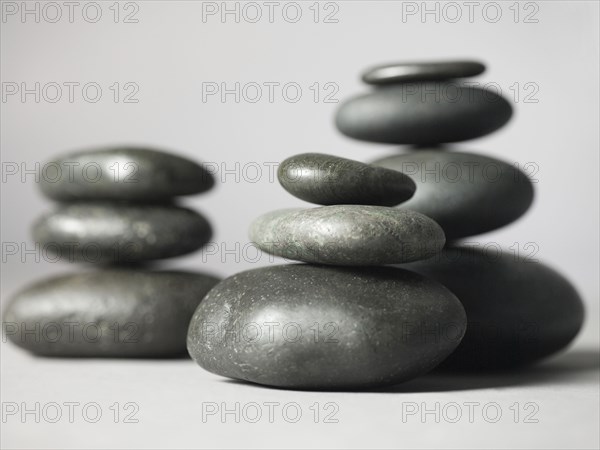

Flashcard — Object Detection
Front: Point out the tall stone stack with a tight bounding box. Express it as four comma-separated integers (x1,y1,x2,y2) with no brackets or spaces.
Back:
5,147,221,357
336,60,584,371
187,60,585,389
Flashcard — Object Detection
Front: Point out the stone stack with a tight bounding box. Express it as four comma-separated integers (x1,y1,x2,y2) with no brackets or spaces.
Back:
4,147,221,357
187,60,584,389
338,60,584,371
187,153,468,390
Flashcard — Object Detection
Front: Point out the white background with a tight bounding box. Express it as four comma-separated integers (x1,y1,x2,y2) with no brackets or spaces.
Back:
1,1,599,448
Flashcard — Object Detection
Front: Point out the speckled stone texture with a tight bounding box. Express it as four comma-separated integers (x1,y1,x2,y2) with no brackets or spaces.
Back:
335,83,512,144
32,203,212,263
372,151,534,239
4,270,221,357
403,246,584,370
362,60,485,85
278,153,415,206
249,205,445,265
187,264,466,390
39,147,214,202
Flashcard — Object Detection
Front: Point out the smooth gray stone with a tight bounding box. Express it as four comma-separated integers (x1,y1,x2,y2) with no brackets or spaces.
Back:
39,147,214,202
372,151,534,239
4,270,221,357
249,205,445,265
187,264,466,390
362,60,485,85
278,153,415,206
32,203,212,263
404,246,584,370
335,83,513,144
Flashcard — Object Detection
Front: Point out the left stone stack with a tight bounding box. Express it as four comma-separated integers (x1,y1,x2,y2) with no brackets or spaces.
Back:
4,147,221,357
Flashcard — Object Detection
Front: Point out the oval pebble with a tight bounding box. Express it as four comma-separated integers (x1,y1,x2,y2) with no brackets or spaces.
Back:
335,83,513,144
404,246,584,370
249,205,445,265
372,151,534,239
33,203,212,263
4,270,221,357
39,147,214,202
362,60,486,85
278,153,415,206
187,264,466,390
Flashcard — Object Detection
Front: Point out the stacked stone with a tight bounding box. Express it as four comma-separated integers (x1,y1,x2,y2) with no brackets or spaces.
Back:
187,154,469,389
5,147,220,357
336,60,584,371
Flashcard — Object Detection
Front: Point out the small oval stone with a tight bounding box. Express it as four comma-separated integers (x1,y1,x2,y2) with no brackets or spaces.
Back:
249,205,445,265
277,153,415,206
335,83,513,144
187,264,466,390
39,147,214,202
33,203,212,263
4,270,221,357
404,246,584,370
362,60,485,85
372,151,534,239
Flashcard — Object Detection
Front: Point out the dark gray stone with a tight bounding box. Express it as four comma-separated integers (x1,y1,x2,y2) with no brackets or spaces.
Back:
335,83,513,144
4,270,221,357
278,153,415,206
187,264,466,390
362,60,485,85
32,203,212,263
249,205,445,265
372,151,534,239
39,147,214,202
404,246,584,370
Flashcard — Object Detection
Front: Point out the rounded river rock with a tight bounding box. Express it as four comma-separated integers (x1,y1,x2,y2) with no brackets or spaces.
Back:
278,153,415,206
404,246,584,370
33,203,212,263
335,83,513,144
372,151,534,239
39,147,214,202
187,264,467,390
249,205,445,265
4,270,221,357
362,60,486,85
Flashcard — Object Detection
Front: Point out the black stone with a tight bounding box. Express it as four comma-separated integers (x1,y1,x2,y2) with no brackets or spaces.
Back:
249,205,445,265
4,270,221,357
403,246,584,370
362,60,486,85
187,264,466,390
32,203,212,263
278,153,415,206
335,83,513,144
39,147,214,202
372,151,534,239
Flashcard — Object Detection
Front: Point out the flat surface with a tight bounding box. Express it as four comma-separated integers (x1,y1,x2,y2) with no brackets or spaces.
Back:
1,341,599,449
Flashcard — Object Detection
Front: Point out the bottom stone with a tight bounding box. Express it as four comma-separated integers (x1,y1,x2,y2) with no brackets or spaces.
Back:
187,264,467,390
403,246,585,370
4,270,221,357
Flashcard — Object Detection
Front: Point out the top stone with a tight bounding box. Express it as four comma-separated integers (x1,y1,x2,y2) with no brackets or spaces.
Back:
39,147,214,202
362,60,486,85
278,153,415,206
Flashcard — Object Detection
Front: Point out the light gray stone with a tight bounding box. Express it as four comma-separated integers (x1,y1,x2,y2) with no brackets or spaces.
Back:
249,205,445,265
